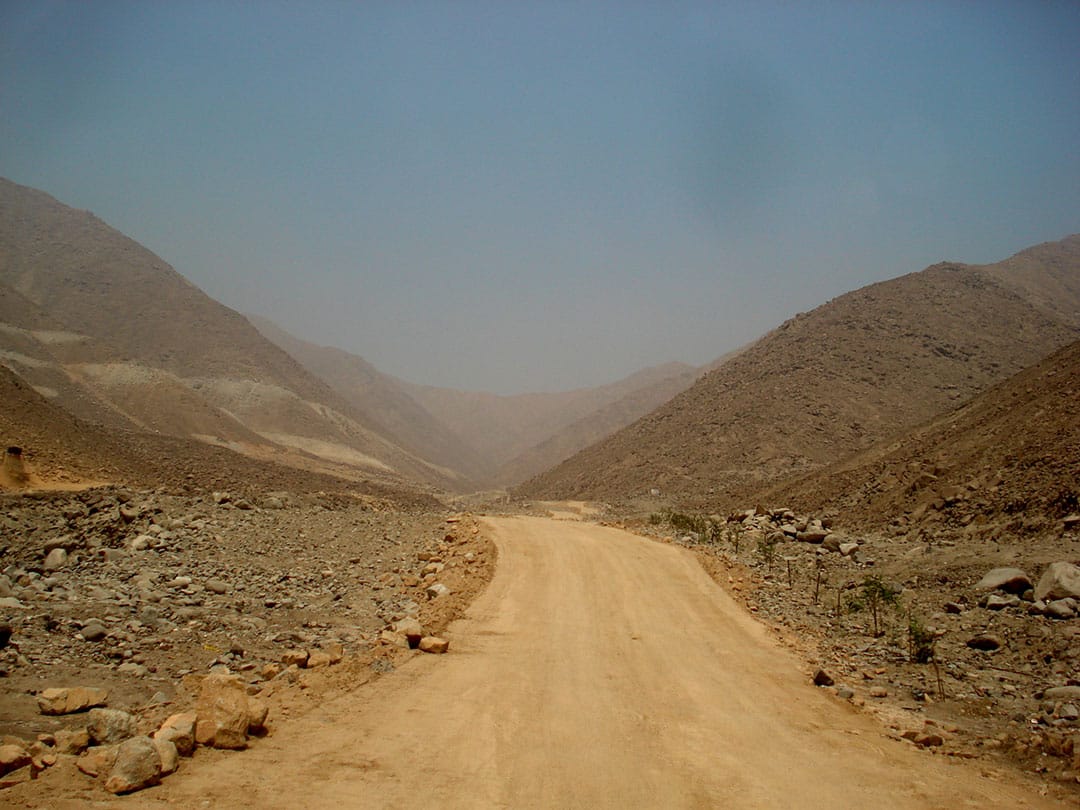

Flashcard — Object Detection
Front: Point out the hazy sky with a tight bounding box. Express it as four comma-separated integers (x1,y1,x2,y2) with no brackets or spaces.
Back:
2,2,1078,394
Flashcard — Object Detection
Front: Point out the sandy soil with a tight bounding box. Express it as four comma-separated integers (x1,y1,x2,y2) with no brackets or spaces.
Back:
18,516,1070,809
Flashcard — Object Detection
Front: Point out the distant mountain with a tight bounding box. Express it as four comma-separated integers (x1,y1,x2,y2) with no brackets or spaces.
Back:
0,177,461,492
397,362,700,485
251,312,701,487
758,338,1080,539
517,236,1080,506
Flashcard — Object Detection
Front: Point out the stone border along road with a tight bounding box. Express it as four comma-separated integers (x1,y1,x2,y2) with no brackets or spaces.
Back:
37,516,1074,808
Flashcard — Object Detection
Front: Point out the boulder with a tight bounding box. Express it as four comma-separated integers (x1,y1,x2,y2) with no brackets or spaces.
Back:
104,736,162,794
839,542,860,557
36,686,109,715
306,650,332,668
154,712,196,756
796,529,830,544
247,699,269,735
1045,599,1078,620
1034,562,1080,602
975,567,1032,594
88,708,138,745
194,674,252,749
813,669,834,687
281,649,309,668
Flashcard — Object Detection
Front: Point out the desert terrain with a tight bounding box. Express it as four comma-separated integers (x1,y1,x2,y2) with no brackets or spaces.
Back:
1,178,1078,806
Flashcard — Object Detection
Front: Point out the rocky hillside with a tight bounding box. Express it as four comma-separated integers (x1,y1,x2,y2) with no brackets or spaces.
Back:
0,177,460,492
517,236,1080,506
757,338,1080,541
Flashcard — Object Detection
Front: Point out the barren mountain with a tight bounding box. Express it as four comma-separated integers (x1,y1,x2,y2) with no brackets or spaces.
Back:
517,236,1080,506
0,178,460,491
757,338,1080,538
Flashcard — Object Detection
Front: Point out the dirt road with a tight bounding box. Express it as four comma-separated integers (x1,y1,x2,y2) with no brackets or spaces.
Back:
123,517,1063,807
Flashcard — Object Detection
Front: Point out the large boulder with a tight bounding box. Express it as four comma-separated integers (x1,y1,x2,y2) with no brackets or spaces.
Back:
104,737,163,794
1034,562,1080,602
36,686,109,715
194,674,255,750
0,743,31,776
975,567,1032,594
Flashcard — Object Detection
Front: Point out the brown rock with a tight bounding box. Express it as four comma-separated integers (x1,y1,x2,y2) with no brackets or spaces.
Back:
975,567,1032,594
104,737,162,794
76,744,118,778
418,636,450,654
152,738,179,776
54,727,90,755
813,669,835,687
36,686,109,715
0,744,30,776
306,651,332,668
154,712,196,757
247,699,269,735
281,649,309,668
393,617,425,648
966,633,1002,651
194,674,252,750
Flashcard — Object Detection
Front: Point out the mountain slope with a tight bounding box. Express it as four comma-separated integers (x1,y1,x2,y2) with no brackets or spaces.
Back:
0,177,459,491
248,315,488,484
517,236,1080,506
758,338,1080,538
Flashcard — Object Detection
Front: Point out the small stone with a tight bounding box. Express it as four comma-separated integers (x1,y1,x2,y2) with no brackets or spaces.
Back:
1044,686,1080,702
281,649,309,668
837,687,855,699
813,669,835,687
869,686,889,698
1045,599,1078,620
43,548,68,571
943,602,963,614
205,580,229,595
425,583,450,600
80,621,108,642
306,651,332,668
966,633,1002,651
418,636,450,654
986,594,1021,610
914,732,945,747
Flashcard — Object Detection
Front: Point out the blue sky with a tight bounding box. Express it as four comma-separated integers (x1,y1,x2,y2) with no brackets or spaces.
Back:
2,1,1078,393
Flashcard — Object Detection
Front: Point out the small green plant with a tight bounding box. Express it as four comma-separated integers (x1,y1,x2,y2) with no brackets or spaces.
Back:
907,613,936,664
756,531,778,571
856,575,900,637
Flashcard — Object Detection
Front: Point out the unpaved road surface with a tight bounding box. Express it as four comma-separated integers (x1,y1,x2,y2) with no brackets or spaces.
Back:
103,517,1067,808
